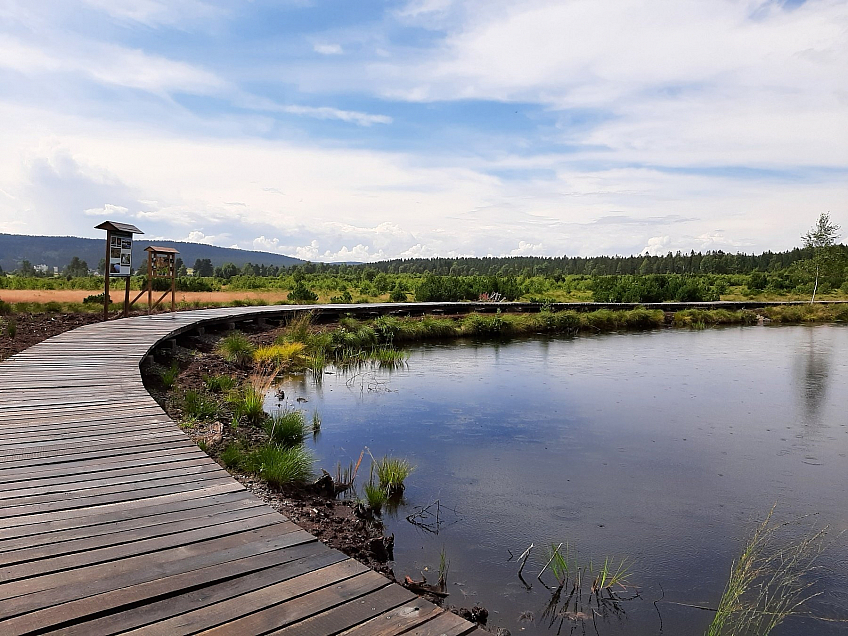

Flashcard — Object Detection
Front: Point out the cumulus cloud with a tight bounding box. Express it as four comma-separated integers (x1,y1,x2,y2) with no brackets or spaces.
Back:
642,236,671,256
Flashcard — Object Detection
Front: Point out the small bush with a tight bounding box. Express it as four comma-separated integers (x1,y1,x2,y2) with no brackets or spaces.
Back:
265,407,307,447
0,300,10,315
217,332,255,365
5,318,16,338
82,293,110,304
253,444,314,488
287,281,318,303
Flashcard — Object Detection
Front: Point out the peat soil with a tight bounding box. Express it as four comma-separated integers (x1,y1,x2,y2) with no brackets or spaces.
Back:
0,311,105,360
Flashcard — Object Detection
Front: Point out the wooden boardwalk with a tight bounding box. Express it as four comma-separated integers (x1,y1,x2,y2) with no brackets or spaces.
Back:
0,305,481,635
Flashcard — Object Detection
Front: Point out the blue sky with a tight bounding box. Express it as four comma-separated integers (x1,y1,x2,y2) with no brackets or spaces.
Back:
0,0,845,261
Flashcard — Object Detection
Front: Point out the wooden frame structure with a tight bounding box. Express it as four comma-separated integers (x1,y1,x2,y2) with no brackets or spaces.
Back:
137,246,179,313
95,221,143,320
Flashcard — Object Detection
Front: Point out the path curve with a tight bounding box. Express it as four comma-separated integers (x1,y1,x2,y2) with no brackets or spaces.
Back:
0,304,482,635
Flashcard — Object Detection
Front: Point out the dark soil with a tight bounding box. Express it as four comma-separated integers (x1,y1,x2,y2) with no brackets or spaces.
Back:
0,312,104,361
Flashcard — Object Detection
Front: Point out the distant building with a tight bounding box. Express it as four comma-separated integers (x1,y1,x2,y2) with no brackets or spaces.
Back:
34,264,48,274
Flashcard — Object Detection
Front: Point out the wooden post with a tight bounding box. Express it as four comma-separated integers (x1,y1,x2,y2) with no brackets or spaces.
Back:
103,231,111,321
170,254,176,311
123,276,131,317
147,250,153,314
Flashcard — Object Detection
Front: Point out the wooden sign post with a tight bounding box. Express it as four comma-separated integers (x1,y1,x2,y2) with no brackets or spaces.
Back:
95,221,143,320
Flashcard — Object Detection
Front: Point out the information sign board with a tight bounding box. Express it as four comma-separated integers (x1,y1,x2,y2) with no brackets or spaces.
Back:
109,231,133,277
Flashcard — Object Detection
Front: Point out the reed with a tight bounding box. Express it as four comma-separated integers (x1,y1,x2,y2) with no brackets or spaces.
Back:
705,509,827,636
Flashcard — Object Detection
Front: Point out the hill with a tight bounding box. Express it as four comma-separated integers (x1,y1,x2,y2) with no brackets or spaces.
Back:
0,233,305,273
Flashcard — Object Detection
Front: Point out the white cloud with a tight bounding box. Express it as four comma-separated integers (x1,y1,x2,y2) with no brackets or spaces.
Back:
314,43,343,55
281,105,391,126
83,203,128,217
642,236,671,256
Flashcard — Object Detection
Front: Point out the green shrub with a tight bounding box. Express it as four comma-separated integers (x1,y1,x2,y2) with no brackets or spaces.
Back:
287,281,318,303
0,299,10,315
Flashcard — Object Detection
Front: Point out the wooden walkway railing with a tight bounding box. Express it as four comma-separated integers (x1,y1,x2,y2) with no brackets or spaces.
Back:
0,305,481,635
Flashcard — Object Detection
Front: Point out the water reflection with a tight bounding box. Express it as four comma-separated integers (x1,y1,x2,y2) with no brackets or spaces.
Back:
794,327,832,428
271,325,848,636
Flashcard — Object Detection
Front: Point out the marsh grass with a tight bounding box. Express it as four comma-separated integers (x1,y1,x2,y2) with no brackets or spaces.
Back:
311,410,321,434
253,342,306,370
363,481,387,513
761,303,848,323
705,509,827,636
229,384,265,424
374,456,414,496
217,331,255,365
252,444,314,488
673,309,758,328
265,407,307,447
182,389,218,421
203,374,237,393
160,361,180,389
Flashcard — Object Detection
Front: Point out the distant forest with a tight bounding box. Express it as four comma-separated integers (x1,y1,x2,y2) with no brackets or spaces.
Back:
298,247,841,277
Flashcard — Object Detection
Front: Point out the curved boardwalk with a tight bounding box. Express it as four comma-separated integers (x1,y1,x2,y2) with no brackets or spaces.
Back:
0,305,480,635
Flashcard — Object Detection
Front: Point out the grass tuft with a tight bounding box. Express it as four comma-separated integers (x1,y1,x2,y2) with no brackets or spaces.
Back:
265,407,307,447
252,444,314,488
705,507,827,636
203,374,237,393
217,331,255,365
160,362,180,389
374,456,414,497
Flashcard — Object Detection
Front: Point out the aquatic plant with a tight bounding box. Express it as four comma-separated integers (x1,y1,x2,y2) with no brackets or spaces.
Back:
374,456,414,496
363,481,387,513
591,556,632,597
705,508,827,636
217,331,255,366
438,547,450,589
265,407,307,447
311,410,321,434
